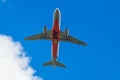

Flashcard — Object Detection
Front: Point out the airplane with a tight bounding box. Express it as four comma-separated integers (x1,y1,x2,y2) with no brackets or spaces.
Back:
25,8,87,68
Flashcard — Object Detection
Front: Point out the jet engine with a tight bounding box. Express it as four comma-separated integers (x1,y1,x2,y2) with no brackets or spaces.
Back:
43,26,47,37
64,28,69,39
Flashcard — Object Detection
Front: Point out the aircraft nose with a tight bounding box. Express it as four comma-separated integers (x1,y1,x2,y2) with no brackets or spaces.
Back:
55,9,59,14
54,8,60,20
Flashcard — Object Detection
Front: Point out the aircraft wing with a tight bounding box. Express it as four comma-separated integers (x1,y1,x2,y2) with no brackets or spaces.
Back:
25,30,52,40
60,31,87,46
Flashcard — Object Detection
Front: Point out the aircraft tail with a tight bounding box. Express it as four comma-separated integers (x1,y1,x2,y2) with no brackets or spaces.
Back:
43,60,66,68
56,61,66,68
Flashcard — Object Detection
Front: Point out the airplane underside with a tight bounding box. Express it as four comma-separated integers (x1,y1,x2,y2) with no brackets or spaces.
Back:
25,8,87,68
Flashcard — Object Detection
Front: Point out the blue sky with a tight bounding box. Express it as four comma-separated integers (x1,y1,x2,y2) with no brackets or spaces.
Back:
0,0,120,80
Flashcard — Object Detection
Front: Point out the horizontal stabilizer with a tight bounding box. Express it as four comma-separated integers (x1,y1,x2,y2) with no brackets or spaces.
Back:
56,61,66,68
43,61,52,66
43,60,66,68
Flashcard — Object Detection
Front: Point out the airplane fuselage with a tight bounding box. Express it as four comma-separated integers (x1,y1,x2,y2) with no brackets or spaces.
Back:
52,9,60,65
25,8,87,68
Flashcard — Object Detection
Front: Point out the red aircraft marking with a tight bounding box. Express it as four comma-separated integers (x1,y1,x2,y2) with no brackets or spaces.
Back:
52,19,60,58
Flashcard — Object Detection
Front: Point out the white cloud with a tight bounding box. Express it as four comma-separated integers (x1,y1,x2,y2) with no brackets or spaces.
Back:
0,35,42,80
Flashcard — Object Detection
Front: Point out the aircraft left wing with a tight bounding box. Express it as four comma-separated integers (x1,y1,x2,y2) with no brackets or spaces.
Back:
25,30,52,40
60,31,87,46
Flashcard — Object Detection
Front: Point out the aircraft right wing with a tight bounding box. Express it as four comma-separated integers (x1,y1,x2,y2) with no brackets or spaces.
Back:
25,30,52,40
60,31,87,46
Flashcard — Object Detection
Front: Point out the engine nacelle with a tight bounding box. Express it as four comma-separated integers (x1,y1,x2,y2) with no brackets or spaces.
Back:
43,26,47,37
64,28,69,39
